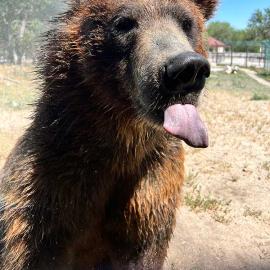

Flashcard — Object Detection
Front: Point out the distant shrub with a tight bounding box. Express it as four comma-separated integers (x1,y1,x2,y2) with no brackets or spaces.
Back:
251,93,270,101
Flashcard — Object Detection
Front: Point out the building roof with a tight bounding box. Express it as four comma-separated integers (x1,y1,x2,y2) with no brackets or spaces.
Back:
208,37,226,48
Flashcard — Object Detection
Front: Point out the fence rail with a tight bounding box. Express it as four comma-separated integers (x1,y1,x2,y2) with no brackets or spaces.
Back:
209,52,265,68
209,40,270,71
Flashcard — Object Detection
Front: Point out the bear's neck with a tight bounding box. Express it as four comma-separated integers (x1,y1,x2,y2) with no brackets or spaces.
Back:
32,82,178,180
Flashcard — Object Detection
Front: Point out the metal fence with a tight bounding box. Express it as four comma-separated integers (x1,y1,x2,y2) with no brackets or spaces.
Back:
263,41,270,71
209,40,270,71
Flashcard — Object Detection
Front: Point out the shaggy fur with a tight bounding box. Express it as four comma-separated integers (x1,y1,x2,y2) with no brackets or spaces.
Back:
0,0,217,269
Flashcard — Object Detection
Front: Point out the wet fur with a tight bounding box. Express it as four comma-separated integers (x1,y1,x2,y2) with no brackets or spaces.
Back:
0,0,217,269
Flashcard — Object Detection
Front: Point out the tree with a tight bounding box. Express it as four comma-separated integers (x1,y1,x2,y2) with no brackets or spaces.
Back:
207,21,235,42
0,0,64,64
207,21,259,52
248,8,270,40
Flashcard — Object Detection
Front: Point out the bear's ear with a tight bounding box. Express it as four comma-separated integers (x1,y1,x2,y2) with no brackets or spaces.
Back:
193,0,218,20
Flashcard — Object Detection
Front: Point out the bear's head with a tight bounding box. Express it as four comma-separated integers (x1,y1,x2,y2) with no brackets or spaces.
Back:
45,0,218,148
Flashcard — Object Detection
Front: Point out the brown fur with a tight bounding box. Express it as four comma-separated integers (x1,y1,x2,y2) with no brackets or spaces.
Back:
194,0,218,19
0,0,217,269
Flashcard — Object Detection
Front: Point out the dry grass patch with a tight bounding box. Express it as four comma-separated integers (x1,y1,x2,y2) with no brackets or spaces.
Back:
0,65,38,110
243,207,263,219
184,184,232,224
0,65,35,167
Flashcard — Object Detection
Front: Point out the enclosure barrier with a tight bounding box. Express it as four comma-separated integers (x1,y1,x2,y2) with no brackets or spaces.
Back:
263,41,270,71
209,40,270,71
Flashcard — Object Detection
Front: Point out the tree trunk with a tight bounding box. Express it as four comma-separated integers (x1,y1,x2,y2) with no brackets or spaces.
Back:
14,16,27,65
17,53,23,65
7,32,15,64
20,17,26,65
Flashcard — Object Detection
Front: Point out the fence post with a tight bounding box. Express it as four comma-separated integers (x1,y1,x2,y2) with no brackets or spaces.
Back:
245,46,248,68
265,42,270,71
264,45,266,69
230,45,233,66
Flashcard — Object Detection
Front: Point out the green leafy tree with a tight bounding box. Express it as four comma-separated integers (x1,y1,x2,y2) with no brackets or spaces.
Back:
230,29,256,52
207,21,235,42
207,21,260,52
248,8,270,40
0,0,64,64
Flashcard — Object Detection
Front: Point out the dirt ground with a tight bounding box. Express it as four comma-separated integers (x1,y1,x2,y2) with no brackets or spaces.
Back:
165,76,270,270
0,66,270,269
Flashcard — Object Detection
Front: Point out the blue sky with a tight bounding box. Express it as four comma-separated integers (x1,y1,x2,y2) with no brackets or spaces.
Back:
209,0,270,29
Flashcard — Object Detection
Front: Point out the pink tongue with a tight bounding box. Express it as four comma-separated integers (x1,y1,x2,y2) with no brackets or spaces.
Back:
163,104,208,148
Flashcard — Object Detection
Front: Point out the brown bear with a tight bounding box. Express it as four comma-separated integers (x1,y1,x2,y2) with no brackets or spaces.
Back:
0,0,217,269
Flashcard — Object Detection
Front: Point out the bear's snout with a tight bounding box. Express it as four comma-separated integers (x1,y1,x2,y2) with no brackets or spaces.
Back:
162,52,210,95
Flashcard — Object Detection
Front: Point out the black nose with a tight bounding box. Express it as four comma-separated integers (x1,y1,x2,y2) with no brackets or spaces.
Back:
163,52,210,94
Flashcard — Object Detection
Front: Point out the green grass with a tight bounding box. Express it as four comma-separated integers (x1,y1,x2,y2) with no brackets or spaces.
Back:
251,93,270,101
206,71,270,97
185,192,221,212
249,67,270,82
0,65,38,110
184,185,231,224
258,70,270,82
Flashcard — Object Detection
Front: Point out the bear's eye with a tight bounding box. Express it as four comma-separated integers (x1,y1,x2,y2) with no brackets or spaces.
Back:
114,17,137,33
182,18,193,33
